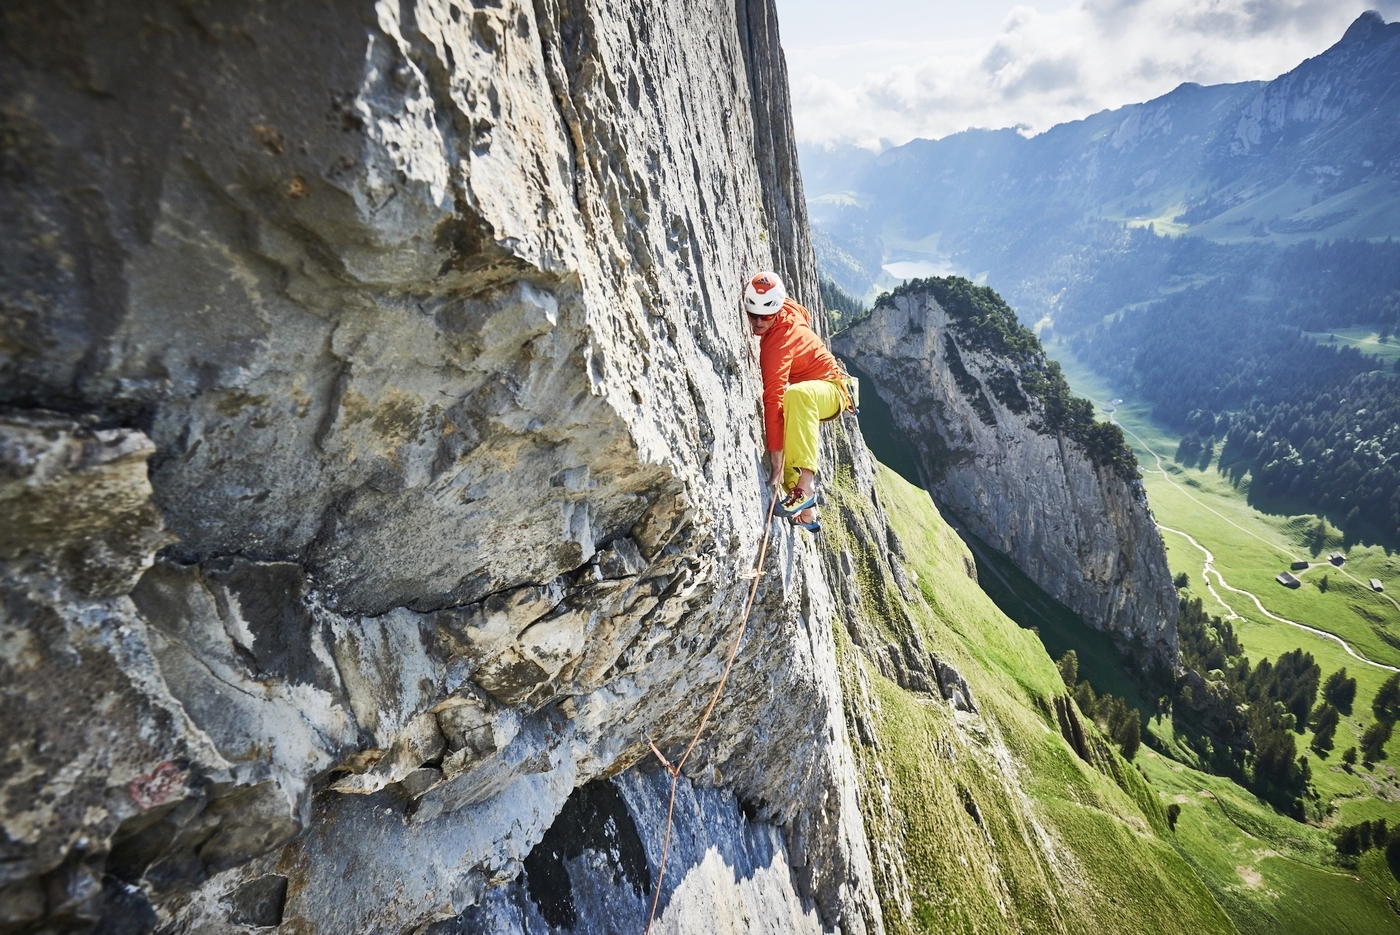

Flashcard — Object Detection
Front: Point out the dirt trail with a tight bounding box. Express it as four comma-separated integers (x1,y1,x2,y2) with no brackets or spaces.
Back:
1157,523,1396,673
1078,390,1399,670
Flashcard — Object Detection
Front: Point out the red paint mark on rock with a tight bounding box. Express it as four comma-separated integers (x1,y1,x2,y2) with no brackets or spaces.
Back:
129,761,183,810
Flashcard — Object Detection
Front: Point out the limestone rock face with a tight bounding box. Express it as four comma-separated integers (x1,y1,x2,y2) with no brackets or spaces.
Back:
833,293,1179,660
437,770,828,935
1227,10,1400,156
0,2,878,933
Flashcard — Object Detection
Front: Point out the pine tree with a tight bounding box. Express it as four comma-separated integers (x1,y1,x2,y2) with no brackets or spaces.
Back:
1373,673,1400,722
1322,668,1357,713
1361,720,1393,765
1117,711,1142,761
1056,650,1078,688
1310,703,1339,753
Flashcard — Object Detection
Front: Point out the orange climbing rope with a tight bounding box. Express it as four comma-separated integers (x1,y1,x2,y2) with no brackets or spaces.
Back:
642,474,784,935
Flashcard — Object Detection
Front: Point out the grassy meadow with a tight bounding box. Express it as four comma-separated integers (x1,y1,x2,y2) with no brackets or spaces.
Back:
830,459,1238,934
833,460,1400,933
1136,744,1400,934
1045,341,1400,827
1301,327,1400,366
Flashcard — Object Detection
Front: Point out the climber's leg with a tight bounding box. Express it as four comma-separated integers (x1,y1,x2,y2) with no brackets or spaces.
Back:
781,379,843,498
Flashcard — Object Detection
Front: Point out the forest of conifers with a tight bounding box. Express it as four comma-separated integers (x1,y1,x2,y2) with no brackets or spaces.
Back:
1065,232,1400,543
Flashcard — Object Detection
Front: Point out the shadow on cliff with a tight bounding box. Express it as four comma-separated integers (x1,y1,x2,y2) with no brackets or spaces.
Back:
838,353,1163,729
836,357,923,489
430,770,805,933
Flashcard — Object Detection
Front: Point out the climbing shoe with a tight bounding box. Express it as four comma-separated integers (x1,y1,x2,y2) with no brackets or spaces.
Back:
777,486,816,517
791,517,821,534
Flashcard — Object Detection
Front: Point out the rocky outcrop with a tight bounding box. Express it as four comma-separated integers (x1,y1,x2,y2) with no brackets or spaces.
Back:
1227,10,1400,157
436,770,827,934
0,2,884,933
833,289,1178,661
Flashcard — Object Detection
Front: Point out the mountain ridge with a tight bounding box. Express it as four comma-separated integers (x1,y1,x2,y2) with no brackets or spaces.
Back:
807,10,1400,300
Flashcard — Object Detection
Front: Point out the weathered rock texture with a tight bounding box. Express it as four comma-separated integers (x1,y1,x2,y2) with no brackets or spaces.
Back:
0,1,878,933
833,292,1178,660
435,770,827,934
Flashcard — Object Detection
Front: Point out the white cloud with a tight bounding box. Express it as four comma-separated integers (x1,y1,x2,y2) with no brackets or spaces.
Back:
784,0,1400,149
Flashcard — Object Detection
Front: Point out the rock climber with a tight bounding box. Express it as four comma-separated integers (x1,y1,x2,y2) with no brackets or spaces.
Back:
744,270,852,534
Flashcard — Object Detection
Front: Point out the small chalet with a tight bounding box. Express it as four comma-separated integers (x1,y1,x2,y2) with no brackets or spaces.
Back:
1372,579,1385,592
1276,572,1301,588
1290,560,1309,571
1329,551,1346,566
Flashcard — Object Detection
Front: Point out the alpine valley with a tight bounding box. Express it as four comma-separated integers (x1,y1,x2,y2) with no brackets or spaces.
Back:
811,10,1400,935
3,4,1399,935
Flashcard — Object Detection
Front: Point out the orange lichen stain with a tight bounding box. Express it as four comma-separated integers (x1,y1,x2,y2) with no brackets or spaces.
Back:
289,377,313,418
215,390,269,417
369,389,422,445
340,389,373,426
337,387,424,461
253,124,285,154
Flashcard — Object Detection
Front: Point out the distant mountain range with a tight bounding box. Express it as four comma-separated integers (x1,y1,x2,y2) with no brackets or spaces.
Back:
807,10,1400,305
806,11,1400,548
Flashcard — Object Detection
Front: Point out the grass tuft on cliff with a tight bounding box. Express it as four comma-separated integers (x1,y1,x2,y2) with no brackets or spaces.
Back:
828,455,1233,934
832,453,1400,933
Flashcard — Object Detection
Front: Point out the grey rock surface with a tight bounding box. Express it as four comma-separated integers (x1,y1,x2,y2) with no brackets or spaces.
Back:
1,1,883,933
432,771,825,935
833,292,1179,660
1226,10,1400,157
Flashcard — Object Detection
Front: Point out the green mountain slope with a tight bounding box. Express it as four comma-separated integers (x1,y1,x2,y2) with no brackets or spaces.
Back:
832,457,1231,933
1048,348,1400,931
832,458,1400,933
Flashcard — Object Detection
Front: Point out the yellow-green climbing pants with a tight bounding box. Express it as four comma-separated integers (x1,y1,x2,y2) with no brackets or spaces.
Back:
782,379,844,494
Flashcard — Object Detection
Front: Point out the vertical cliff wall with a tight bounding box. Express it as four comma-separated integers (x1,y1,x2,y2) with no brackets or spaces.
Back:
0,2,1233,933
833,288,1179,661
0,2,882,932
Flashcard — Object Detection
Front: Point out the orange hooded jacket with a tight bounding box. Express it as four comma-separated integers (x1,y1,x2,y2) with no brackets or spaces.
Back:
758,298,841,452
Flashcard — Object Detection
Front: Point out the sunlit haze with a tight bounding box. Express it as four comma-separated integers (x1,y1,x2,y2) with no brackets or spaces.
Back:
776,0,1400,148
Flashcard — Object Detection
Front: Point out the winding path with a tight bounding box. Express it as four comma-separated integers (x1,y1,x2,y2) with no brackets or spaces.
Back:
1157,523,1396,673
1084,393,1399,672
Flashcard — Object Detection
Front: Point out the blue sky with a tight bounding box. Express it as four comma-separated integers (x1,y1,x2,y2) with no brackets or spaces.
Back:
775,0,1400,148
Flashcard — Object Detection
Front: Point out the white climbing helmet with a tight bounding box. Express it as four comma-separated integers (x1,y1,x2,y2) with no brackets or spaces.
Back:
743,271,787,316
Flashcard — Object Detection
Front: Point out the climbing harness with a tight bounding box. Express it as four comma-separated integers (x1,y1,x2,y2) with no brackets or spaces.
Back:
641,471,784,935
821,359,860,423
